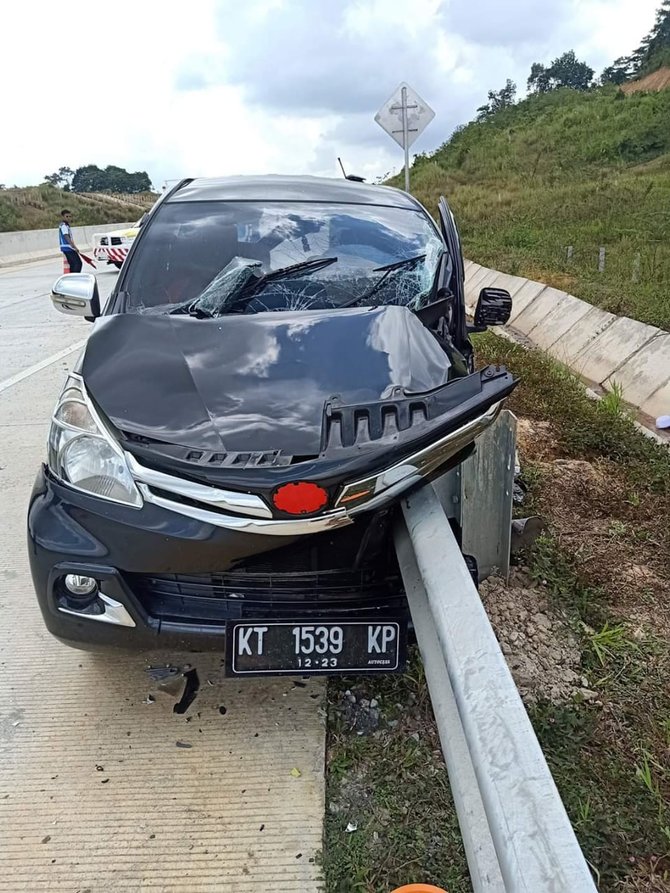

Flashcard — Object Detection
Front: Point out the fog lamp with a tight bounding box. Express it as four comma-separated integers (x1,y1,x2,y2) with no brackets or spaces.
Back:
64,574,98,597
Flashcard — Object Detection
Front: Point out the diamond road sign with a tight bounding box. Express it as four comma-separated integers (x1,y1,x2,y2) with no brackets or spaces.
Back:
374,82,435,150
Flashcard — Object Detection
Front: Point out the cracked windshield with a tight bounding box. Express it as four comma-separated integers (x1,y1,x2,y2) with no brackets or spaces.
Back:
123,200,446,315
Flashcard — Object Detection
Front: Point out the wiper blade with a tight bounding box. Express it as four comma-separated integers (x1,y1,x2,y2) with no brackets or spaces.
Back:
230,256,338,309
340,253,427,309
373,253,426,273
258,256,338,283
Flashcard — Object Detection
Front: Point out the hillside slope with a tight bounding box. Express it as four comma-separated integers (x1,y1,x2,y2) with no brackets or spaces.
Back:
403,86,670,330
622,65,670,92
0,186,156,233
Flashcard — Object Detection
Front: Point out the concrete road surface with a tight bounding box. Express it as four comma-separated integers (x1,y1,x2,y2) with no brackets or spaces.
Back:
0,258,326,891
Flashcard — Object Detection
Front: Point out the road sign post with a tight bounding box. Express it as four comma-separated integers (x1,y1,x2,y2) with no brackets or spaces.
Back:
375,83,435,193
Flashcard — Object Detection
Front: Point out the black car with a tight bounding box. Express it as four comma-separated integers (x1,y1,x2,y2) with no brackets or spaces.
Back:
28,175,514,676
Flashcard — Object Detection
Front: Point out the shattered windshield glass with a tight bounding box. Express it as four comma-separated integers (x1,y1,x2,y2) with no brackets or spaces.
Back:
123,200,447,315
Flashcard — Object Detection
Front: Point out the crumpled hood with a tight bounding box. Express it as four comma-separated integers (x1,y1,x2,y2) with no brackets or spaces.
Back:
81,305,451,457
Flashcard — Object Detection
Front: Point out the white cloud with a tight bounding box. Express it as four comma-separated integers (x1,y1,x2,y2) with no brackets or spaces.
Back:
0,0,661,189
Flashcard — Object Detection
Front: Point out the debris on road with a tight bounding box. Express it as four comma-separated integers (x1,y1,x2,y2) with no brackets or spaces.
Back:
146,665,200,714
511,517,546,554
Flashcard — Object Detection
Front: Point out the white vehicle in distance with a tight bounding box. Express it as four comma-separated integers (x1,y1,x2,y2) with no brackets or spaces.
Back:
92,222,141,269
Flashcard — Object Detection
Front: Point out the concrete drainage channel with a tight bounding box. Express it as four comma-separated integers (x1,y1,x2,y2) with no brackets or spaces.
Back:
464,261,670,432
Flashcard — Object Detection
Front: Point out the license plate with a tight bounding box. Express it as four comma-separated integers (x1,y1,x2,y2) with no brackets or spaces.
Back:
225,619,407,676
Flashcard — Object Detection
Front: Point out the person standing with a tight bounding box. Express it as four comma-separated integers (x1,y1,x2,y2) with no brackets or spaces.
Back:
58,209,82,273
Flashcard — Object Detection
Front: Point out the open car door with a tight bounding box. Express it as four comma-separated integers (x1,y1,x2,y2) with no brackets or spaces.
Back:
438,196,472,368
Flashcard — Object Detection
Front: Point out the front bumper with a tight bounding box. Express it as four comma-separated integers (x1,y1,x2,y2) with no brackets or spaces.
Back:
93,245,130,264
27,467,406,652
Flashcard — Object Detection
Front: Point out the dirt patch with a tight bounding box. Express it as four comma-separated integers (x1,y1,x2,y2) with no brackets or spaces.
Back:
516,417,561,461
481,570,588,705
616,855,670,893
511,409,670,640
622,67,670,94
530,457,670,638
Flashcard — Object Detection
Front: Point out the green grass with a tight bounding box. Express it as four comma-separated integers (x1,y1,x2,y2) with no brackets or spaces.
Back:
323,656,470,893
474,332,670,493
526,535,670,887
0,185,155,232
397,86,670,330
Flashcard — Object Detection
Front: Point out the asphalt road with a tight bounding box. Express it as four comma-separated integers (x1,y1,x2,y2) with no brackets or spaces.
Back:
0,257,325,891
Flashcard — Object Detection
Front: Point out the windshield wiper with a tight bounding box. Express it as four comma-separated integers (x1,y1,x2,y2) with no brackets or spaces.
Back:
229,256,338,309
339,253,427,310
169,256,339,318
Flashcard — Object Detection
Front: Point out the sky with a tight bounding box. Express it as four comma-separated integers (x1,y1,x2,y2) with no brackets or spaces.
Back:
1,0,661,188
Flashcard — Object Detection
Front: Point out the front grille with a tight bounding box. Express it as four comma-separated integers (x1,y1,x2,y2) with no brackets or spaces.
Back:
129,568,405,623
128,519,404,623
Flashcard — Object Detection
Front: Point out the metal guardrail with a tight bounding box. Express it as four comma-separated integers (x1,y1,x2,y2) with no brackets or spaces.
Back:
394,417,598,893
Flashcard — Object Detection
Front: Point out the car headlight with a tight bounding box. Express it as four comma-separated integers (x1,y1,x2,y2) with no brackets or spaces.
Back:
48,375,142,508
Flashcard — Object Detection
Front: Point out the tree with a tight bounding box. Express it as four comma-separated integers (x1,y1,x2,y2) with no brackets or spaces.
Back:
527,51,594,93
600,1,670,81
476,79,517,120
58,166,74,190
630,0,670,74
71,164,106,193
527,62,551,94
71,164,152,193
43,166,75,189
601,56,634,85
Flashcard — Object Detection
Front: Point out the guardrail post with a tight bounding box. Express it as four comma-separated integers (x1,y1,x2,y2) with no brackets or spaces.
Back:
433,411,516,581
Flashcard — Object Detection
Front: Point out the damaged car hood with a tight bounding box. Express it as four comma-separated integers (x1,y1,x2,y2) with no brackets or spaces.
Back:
81,305,452,457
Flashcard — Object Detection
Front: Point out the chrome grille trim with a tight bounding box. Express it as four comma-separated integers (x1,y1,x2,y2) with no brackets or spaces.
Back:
126,453,273,519
137,484,353,535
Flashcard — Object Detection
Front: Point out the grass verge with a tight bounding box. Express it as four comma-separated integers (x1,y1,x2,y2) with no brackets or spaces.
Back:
322,657,470,893
0,185,155,232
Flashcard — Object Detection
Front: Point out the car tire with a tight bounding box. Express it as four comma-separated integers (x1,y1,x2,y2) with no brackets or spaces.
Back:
112,261,123,269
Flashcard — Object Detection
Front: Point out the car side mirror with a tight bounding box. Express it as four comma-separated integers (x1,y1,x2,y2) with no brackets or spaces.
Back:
473,287,512,329
51,273,100,320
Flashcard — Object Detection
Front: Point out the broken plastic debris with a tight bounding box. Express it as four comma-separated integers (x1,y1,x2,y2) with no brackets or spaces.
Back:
145,665,200,714
511,516,546,553
656,415,670,430
345,822,358,833
290,767,302,778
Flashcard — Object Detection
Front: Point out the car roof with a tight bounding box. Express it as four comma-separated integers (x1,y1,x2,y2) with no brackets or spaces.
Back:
166,175,421,210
